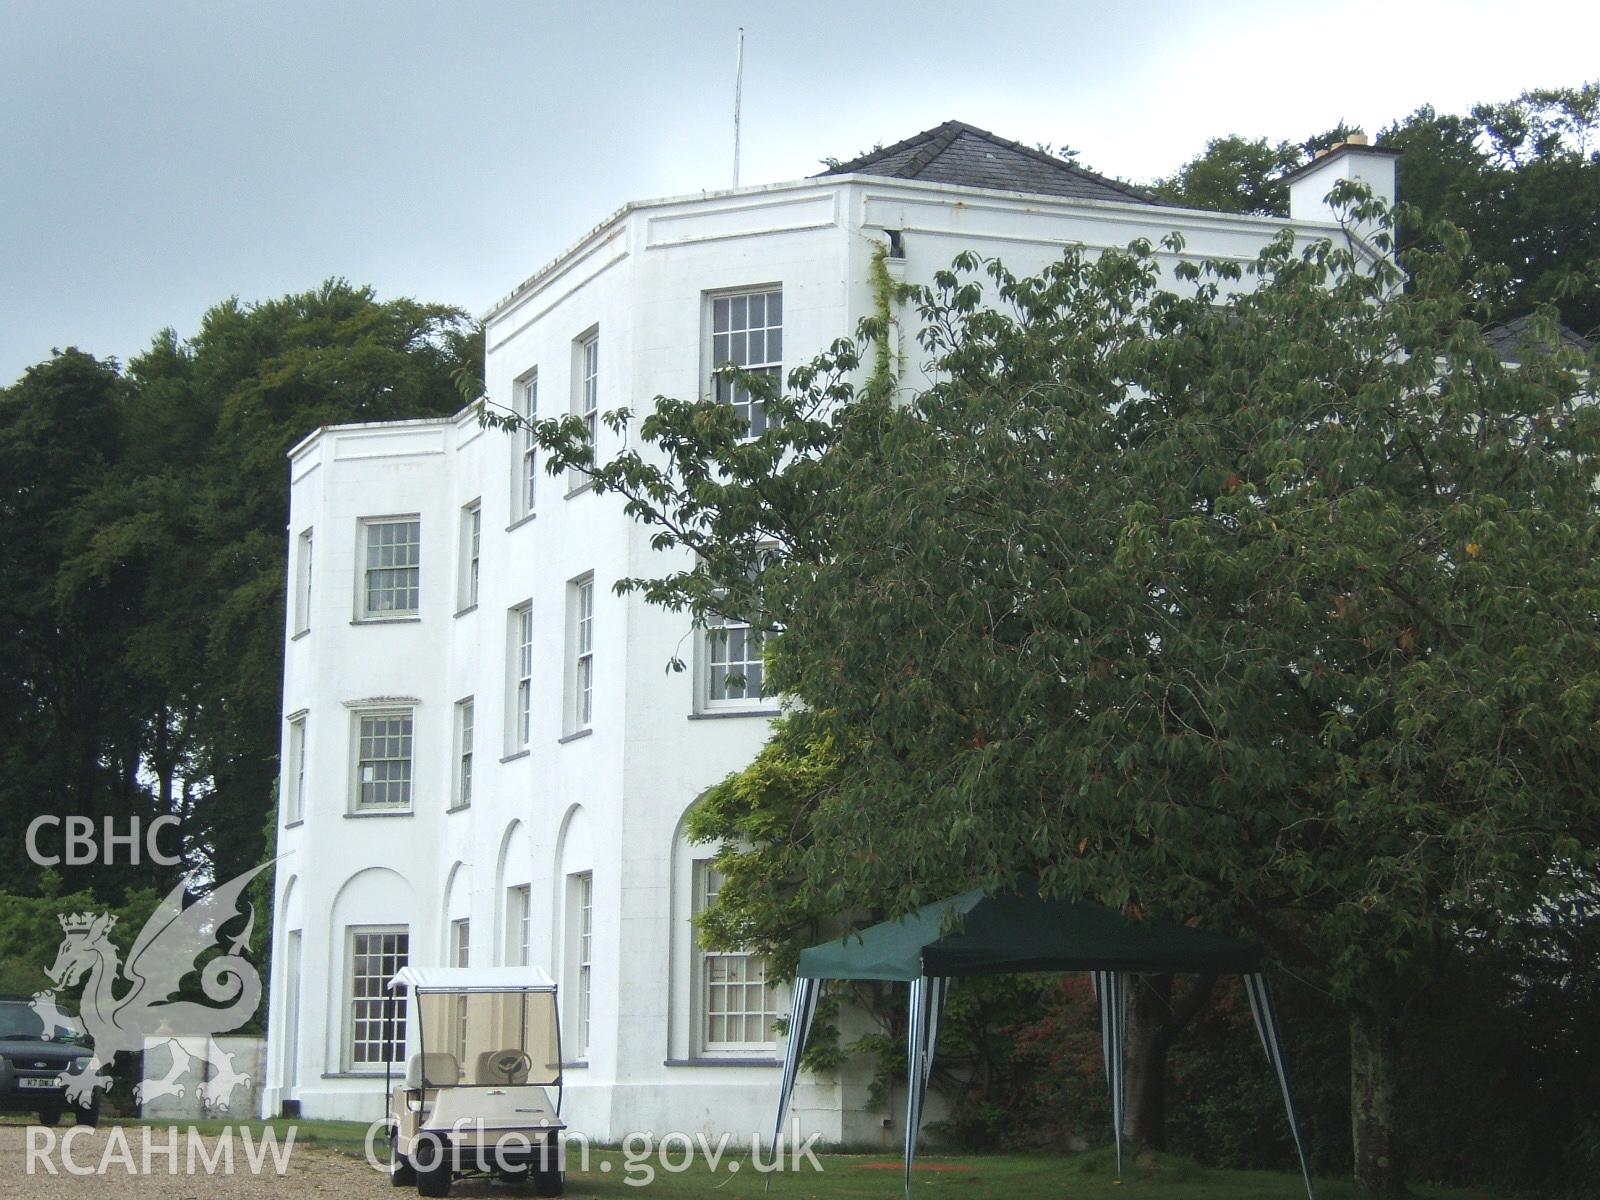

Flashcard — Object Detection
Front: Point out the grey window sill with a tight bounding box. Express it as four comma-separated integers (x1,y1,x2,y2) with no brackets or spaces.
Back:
351,616,422,626
663,1057,780,1068
344,809,414,819
453,603,478,619
564,480,595,500
500,749,531,763
557,728,593,745
560,1061,588,1070
688,708,780,721
446,803,470,814
283,819,305,830
290,628,310,642
506,512,537,532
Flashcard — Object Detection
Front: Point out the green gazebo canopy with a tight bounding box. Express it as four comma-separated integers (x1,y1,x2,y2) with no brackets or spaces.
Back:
773,884,1312,1200
796,886,1264,981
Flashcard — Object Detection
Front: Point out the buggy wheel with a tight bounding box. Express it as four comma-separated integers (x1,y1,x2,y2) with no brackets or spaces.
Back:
415,1136,452,1198
36,1109,62,1127
72,1100,98,1128
533,1166,564,1197
390,1135,416,1186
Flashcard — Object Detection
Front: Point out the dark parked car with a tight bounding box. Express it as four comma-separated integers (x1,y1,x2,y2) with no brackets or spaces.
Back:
0,996,98,1126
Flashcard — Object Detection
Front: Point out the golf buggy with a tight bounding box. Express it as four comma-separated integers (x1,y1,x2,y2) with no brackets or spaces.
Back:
383,967,565,1197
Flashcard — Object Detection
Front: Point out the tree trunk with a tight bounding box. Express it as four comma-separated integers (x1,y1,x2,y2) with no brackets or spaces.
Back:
1350,1005,1406,1198
1123,973,1217,1152
1124,975,1173,1150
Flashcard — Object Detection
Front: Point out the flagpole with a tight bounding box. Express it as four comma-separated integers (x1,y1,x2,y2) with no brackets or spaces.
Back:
732,27,745,189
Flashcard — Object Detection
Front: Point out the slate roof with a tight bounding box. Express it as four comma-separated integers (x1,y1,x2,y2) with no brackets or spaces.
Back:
1481,313,1593,363
816,120,1160,206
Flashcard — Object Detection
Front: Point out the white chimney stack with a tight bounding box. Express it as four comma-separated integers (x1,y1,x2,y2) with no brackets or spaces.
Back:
1285,136,1402,250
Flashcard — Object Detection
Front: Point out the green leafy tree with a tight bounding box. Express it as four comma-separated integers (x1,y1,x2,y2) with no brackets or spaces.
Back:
0,350,158,899
504,192,1600,1195
1153,85,1600,334
1,284,479,901
1382,85,1600,334
136,282,479,885
1151,126,1359,216
0,874,161,998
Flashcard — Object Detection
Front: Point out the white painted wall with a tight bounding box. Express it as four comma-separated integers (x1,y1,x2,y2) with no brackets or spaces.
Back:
262,170,1379,1144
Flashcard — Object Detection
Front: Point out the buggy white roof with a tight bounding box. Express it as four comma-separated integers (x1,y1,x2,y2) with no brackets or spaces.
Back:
388,965,556,992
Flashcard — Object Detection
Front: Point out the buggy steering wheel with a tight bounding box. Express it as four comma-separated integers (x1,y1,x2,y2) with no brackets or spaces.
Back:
489,1049,532,1083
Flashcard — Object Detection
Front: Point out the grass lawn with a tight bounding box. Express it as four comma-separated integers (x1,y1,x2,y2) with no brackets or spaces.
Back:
91,1118,1508,1199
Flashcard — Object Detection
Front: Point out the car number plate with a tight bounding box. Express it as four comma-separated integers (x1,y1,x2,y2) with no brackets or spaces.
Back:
18,1076,59,1089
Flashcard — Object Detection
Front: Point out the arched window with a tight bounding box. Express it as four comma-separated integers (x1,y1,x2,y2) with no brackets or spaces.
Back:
669,804,779,1060
554,805,594,1060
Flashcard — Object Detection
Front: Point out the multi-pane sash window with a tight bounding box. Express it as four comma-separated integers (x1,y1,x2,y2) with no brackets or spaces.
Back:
712,289,782,437
697,864,776,1050
449,917,471,1058
362,518,421,617
513,604,533,748
286,716,307,824
574,872,593,1056
579,335,599,448
355,710,413,811
348,928,408,1068
515,373,537,519
572,576,594,731
454,699,474,809
294,528,313,633
460,503,481,610
705,611,765,707
569,333,598,492
507,884,531,966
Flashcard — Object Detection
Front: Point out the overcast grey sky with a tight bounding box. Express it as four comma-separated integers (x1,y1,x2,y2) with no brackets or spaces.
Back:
2,0,1596,385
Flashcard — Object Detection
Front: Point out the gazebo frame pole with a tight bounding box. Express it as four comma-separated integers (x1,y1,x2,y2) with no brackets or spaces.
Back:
902,977,926,1199
767,977,819,1194
1244,974,1316,1200
901,975,953,1199
1092,970,1126,1179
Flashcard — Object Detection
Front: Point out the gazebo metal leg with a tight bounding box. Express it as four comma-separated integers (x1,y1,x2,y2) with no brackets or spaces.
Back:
1092,970,1126,1179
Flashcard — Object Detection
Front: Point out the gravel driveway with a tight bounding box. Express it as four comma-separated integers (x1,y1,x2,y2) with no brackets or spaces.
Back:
0,1122,392,1198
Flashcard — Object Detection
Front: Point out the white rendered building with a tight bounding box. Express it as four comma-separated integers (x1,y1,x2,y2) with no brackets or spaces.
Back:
261,123,1397,1143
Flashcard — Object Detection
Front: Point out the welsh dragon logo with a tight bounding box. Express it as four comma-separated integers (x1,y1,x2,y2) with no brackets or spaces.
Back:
31,862,270,1112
